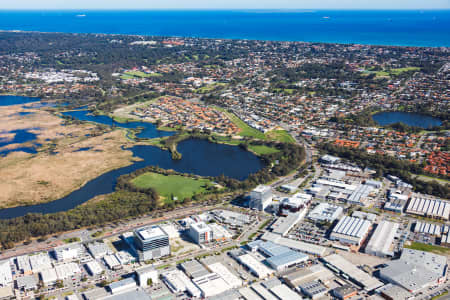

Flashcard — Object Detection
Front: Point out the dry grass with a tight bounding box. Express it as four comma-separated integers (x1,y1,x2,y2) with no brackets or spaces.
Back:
0,105,137,208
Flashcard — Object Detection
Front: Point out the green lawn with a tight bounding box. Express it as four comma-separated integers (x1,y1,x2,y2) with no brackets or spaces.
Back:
123,71,162,78
404,242,450,255
265,130,296,143
248,145,280,155
131,172,214,203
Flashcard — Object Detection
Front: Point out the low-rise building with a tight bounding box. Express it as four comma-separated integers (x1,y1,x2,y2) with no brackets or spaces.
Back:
108,278,137,295
85,261,103,276
331,284,357,300
365,220,399,257
189,222,213,244
308,203,343,223
136,266,158,287
330,216,371,246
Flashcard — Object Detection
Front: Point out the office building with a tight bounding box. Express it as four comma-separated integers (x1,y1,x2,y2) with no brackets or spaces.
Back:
136,266,158,287
250,185,272,211
189,222,213,244
133,225,170,261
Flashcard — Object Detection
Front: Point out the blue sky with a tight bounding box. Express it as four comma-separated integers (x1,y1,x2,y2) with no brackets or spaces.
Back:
1,0,449,10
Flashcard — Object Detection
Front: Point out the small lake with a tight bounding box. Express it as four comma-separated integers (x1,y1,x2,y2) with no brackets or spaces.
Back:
62,110,175,139
0,95,41,106
0,129,41,156
0,138,264,219
372,112,442,128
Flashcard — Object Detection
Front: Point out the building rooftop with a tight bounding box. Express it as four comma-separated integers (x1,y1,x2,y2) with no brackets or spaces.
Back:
135,225,167,240
332,216,371,239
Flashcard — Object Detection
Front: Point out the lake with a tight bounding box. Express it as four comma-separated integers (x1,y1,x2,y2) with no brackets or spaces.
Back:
0,96,264,218
0,138,264,219
62,109,175,139
372,111,442,128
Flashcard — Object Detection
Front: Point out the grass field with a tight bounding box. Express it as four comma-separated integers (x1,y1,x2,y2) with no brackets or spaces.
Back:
131,172,213,203
121,71,162,79
364,67,421,78
248,145,280,155
265,130,296,143
404,242,450,255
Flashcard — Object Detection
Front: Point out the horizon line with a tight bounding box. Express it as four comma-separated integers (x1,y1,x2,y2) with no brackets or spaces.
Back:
1,8,450,11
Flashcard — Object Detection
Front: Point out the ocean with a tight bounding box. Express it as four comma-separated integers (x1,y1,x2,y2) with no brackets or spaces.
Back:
0,10,449,47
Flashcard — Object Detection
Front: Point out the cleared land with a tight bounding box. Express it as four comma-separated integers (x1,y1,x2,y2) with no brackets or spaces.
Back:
0,104,136,208
131,172,214,203
121,71,162,79
404,242,450,255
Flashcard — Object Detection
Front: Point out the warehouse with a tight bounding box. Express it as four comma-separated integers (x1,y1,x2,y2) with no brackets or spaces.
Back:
406,196,450,220
307,203,343,223
271,211,306,236
104,254,121,270
55,263,80,280
192,272,231,298
0,260,12,287
239,287,263,300
379,249,448,293
330,216,371,246
265,251,309,272
414,221,442,236
161,269,201,298
231,251,274,279
365,221,399,257
207,262,242,288
251,283,278,300
108,278,136,295
29,253,52,273
322,254,383,291
87,241,112,259
283,264,334,288
248,240,309,271
271,284,303,300
299,280,328,299
261,232,327,256
39,268,57,286
347,184,375,206
180,260,210,279
85,261,103,276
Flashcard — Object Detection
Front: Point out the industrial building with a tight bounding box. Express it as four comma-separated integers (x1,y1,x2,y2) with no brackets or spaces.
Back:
261,232,327,256
299,280,328,299
85,261,103,276
248,240,309,272
322,254,383,291
347,184,375,206
376,283,413,300
239,287,263,300
0,260,12,287
207,262,242,288
133,225,170,261
229,250,274,279
307,203,343,223
39,268,58,286
15,274,38,291
319,155,340,164
108,278,137,295
283,264,334,289
270,211,306,236
161,268,201,298
180,260,210,279
135,266,158,287
365,221,399,257
330,216,372,246
250,185,273,211
279,193,311,215
414,221,442,236
192,272,231,298
379,249,448,293
406,196,450,220
331,284,357,300
53,244,81,261
189,222,213,244
86,241,112,259
29,253,52,272
211,210,252,227
251,282,278,300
